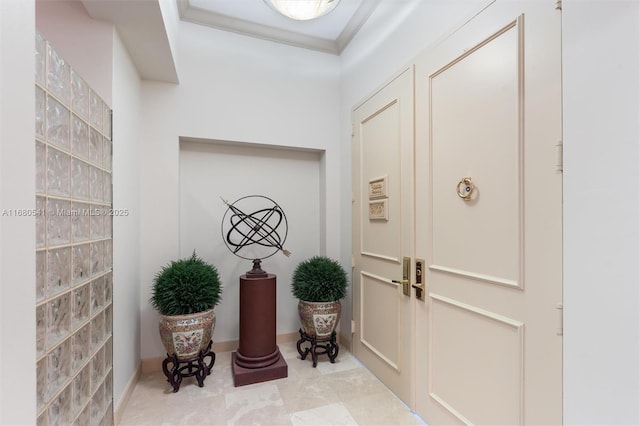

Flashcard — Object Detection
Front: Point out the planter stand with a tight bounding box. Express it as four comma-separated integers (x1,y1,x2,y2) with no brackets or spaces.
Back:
296,329,339,367
162,340,216,392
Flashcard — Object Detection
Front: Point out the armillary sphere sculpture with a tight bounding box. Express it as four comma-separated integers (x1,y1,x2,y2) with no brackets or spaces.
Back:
220,195,290,386
221,195,290,266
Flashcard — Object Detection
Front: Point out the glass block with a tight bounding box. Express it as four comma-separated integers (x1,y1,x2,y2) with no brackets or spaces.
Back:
71,323,90,372
102,103,111,138
36,32,46,86
48,384,71,426
91,311,104,350
36,303,47,355
71,114,89,161
47,198,71,245
92,347,105,390
36,196,46,248
36,86,46,139
73,364,90,417
47,294,70,347
103,273,112,304
46,147,70,197
103,240,112,270
89,127,102,167
46,43,70,104
37,357,47,411
36,250,46,301
90,90,102,129
89,166,103,202
71,158,90,201
71,70,89,119
72,284,90,328
104,214,112,239
73,403,91,426
103,171,111,203
103,370,113,411
103,139,112,172
36,142,45,193
103,403,113,426
72,243,90,285
47,339,70,393
71,202,90,242
104,305,112,336
90,207,104,240
91,278,105,314
47,247,71,297
37,410,48,426
46,95,70,150
90,241,104,277
104,337,112,371
90,382,104,426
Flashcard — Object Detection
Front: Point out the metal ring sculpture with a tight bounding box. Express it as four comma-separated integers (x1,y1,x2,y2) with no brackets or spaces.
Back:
221,195,290,261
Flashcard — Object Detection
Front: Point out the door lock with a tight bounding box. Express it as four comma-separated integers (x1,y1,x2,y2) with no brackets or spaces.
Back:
392,257,412,296
413,258,426,301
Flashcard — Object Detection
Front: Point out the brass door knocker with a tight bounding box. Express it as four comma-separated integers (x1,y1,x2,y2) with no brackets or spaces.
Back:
457,177,474,201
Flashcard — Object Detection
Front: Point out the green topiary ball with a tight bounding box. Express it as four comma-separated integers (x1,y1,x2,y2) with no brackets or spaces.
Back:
291,256,348,302
150,251,222,316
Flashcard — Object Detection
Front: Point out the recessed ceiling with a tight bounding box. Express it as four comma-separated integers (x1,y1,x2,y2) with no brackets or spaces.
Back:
177,0,381,55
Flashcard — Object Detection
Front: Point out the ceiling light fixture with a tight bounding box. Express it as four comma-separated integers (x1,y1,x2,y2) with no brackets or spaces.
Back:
264,0,341,21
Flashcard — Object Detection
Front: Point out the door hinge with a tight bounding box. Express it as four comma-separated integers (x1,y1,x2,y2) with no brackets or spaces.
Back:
556,303,563,336
556,140,563,173
351,319,356,334
555,0,562,10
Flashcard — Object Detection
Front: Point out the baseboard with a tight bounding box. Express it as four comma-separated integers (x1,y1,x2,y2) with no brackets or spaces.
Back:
114,363,141,425
141,332,301,374
338,331,352,352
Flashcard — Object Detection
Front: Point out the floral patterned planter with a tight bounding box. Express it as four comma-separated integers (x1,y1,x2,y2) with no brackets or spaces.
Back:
298,300,341,337
159,309,216,360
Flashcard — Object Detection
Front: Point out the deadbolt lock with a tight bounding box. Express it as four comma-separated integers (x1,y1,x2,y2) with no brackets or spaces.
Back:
413,258,426,301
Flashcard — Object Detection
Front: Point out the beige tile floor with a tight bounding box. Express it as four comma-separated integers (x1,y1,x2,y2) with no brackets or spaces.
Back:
118,341,425,426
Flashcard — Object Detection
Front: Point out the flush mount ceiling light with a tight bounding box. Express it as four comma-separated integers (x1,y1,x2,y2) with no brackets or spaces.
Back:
264,0,341,21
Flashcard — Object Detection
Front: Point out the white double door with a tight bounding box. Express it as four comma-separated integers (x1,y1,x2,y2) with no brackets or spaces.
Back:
352,1,562,424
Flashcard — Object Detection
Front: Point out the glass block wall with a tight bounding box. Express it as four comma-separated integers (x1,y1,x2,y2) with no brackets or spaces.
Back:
35,31,114,426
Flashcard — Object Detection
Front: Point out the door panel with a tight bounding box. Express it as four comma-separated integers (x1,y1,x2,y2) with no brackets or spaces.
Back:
415,1,562,425
431,20,522,287
352,67,414,405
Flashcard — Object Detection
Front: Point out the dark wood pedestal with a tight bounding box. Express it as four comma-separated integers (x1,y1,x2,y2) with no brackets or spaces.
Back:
231,267,288,386
296,329,339,367
162,340,215,392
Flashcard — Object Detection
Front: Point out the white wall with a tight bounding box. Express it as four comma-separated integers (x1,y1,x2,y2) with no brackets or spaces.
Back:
111,30,142,410
562,1,640,424
139,10,341,358
0,1,36,424
179,140,322,342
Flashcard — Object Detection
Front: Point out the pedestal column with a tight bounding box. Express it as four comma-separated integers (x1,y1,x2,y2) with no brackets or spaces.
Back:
231,261,288,386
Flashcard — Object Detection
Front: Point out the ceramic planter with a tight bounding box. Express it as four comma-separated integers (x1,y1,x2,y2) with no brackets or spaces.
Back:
298,300,341,337
158,309,216,360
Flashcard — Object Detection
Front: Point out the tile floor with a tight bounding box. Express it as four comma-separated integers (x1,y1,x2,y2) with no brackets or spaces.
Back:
118,341,425,425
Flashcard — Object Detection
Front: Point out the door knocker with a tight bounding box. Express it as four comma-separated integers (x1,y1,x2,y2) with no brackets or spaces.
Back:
456,177,475,201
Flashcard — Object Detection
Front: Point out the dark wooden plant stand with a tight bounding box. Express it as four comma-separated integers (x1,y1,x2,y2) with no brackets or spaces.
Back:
296,329,339,367
162,340,216,392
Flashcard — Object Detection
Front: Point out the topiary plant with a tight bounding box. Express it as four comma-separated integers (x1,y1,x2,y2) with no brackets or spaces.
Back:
291,256,348,302
150,251,222,316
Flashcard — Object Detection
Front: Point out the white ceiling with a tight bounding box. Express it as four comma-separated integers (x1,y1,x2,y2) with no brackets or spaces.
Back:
177,0,381,54
80,0,380,84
